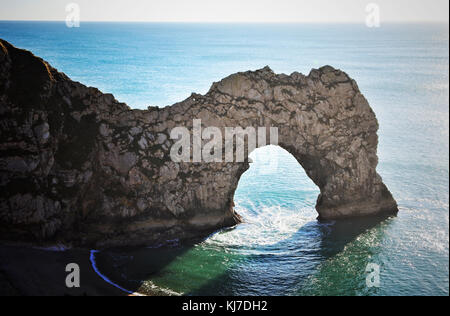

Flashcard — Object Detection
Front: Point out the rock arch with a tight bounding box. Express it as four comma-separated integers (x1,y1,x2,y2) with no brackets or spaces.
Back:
0,40,398,247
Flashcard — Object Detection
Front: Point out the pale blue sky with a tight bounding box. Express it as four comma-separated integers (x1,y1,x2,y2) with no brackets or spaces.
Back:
0,0,448,22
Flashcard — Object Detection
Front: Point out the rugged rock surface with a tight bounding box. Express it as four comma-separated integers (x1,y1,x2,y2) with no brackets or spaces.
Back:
0,39,398,247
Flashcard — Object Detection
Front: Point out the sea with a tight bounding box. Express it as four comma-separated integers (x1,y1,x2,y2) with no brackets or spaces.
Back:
0,21,448,296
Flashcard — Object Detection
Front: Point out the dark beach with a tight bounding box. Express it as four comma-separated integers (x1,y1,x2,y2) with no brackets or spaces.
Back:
0,244,127,296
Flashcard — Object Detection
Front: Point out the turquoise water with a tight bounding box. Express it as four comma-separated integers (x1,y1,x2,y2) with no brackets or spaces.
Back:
1,22,448,296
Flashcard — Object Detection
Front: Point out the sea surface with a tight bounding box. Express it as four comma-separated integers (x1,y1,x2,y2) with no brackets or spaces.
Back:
0,21,448,296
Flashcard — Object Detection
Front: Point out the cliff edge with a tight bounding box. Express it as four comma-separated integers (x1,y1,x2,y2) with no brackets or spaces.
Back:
0,39,398,247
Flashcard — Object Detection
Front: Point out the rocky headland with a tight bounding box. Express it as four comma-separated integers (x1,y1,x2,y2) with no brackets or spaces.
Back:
0,39,398,248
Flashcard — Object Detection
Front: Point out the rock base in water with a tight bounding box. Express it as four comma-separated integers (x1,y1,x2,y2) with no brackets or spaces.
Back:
0,39,398,247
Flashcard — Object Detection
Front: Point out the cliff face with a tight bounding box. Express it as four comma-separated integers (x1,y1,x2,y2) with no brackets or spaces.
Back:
0,39,398,247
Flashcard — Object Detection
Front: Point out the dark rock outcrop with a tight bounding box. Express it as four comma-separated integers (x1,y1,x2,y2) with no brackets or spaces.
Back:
0,39,398,247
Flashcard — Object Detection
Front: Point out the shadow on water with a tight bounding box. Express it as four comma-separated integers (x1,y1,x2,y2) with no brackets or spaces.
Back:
184,213,395,296
92,238,202,295
314,213,396,258
93,213,395,296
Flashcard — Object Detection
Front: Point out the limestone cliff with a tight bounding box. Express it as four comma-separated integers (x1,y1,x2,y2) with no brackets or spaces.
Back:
0,39,398,247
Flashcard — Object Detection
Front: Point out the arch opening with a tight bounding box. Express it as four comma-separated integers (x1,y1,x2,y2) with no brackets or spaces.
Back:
222,145,321,246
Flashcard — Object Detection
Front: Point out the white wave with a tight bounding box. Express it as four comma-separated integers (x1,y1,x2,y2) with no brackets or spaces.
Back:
139,280,183,296
90,250,182,296
207,203,316,247
33,244,70,252
90,250,134,295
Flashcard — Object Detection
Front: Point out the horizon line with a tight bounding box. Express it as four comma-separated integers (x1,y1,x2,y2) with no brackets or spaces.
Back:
0,19,448,24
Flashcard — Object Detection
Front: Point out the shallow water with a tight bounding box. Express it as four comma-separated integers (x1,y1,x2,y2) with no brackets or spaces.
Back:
0,22,448,295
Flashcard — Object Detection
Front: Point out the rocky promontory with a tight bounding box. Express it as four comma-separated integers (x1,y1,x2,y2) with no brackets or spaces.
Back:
0,39,398,247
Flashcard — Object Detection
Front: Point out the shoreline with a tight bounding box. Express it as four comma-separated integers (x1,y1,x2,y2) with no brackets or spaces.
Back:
0,244,131,296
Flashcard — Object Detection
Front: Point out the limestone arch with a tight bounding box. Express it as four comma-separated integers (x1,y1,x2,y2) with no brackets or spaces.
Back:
0,40,398,247
154,66,398,229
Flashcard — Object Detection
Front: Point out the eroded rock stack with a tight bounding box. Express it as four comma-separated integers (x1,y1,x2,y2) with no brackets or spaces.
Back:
0,39,398,247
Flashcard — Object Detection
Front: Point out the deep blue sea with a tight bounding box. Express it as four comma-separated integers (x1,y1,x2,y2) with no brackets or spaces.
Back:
0,21,448,296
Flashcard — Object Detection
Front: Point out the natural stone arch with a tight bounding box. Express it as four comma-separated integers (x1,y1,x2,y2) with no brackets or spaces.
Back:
160,66,398,221
0,40,398,247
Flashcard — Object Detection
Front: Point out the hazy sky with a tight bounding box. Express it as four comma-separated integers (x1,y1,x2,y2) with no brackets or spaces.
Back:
0,0,448,22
